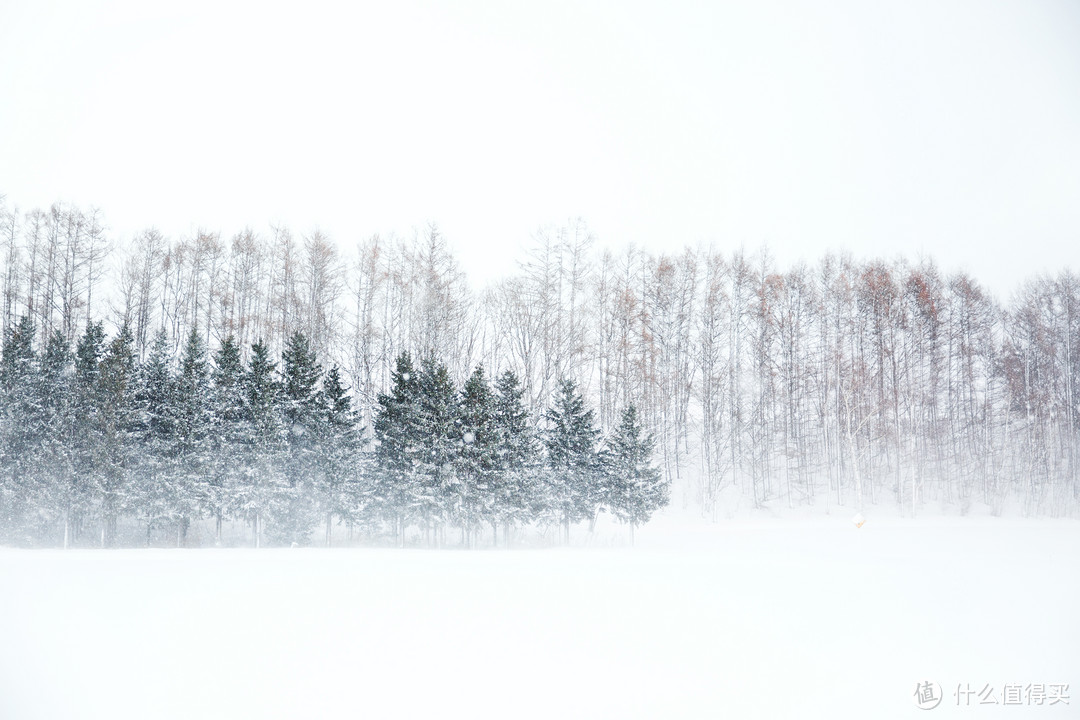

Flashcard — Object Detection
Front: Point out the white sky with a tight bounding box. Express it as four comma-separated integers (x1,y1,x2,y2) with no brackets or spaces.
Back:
2,0,1078,297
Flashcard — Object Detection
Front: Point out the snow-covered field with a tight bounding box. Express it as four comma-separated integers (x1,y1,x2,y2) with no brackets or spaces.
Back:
1,516,1077,719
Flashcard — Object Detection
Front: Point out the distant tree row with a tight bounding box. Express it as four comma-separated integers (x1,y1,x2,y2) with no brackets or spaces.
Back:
373,352,665,548
0,319,666,547
1,198,1077,518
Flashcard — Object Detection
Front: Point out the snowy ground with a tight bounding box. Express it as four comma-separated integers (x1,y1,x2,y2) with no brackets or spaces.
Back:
1,515,1077,719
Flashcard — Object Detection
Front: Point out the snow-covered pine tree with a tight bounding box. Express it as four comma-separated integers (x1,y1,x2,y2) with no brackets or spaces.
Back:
131,328,175,546
172,327,212,547
75,323,106,387
415,356,460,546
0,315,35,378
69,322,106,545
373,351,422,546
276,331,323,545
0,315,38,543
211,335,246,543
281,332,323,424
458,364,497,546
606,404,668,544
543,378,601,544
38,330,78,547
491,369,537,546
317,364,359,546
94,324,137,547
241,339,285,547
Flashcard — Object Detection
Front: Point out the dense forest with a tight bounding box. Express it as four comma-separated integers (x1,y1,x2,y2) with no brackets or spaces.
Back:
0,313,665,547
0,199,1077,545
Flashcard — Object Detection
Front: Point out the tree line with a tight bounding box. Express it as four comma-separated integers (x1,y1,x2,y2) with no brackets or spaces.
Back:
1,198,1078,523
0,315,666,547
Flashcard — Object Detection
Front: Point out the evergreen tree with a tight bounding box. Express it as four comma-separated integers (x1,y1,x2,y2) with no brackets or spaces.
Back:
240,339,285,547
95,324,137,546
131,329,175,545
492,370,537,544
415,356,460,545
606,404,668,544
0,316,38,542
373,351,421,546
67,322,106,545
317,365,359,546
458,364,497,545
0,315,35,379
543,378,600,543
275,331,323,545
210,335,246,543
281,331,323,423
38,330,77,546
172,327,212,546
75,322,106,385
